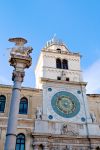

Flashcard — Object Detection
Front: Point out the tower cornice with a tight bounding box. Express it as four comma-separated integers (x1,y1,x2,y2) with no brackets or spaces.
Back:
40,77,87,86
42,49,81,57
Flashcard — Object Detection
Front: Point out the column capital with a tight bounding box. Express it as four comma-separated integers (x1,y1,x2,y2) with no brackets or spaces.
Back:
12,70,25,82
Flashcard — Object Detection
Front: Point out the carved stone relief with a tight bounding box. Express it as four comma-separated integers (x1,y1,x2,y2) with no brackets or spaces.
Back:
61,123,79,136
90,112,96,123
36,107,42,120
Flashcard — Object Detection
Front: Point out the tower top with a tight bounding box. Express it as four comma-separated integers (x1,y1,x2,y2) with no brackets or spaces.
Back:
43,36,69,53
44,35,67,48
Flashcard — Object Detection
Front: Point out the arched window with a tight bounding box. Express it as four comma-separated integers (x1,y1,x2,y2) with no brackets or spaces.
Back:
56,48,61,53
62,59,68,69
56,58,61,69
19,97,28,114
16,133,25,150
0,95,6,113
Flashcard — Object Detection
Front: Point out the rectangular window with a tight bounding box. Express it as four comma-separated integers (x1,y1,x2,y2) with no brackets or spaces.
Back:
66,78,69,81
57,77,61,80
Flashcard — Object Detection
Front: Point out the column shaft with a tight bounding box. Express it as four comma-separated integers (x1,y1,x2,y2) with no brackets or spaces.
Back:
34,145,39,150
4,81,22,150
43,144,48,150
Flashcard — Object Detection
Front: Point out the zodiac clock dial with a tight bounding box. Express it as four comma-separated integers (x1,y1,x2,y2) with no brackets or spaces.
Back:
51,91,80,118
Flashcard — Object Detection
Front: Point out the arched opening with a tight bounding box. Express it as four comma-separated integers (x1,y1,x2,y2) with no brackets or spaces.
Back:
38,144,43,150
19,97,28,114
62,59,68,69
96,146,100,150
56,58,61,69
16,133,25,150
0,95,6,113
56,48,61,53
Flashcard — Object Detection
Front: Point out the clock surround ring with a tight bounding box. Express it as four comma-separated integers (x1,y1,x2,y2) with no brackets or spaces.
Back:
51,91,80,118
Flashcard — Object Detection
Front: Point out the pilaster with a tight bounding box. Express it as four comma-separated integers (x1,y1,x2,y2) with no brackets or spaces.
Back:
43,143,49,150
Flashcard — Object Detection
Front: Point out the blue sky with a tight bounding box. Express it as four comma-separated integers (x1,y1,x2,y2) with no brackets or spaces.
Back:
0,0,100,93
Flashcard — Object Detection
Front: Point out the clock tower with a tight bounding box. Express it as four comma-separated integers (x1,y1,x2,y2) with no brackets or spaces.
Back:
35,37,91,124
33,37,99,149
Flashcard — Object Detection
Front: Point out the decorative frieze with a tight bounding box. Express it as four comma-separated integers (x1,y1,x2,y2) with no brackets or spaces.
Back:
32,134,96,150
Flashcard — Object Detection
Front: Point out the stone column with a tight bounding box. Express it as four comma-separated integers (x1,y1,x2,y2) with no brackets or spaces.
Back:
43,143,48,150
4,37,33,150
66,145,73,150
33,145,39,150
5,71,24,150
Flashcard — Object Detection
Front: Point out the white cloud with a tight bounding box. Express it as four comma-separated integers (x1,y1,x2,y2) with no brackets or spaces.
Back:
83,59,100,94
0,76,12,85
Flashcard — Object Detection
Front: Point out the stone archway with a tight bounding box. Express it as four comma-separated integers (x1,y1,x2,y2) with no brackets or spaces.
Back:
38,144,44,150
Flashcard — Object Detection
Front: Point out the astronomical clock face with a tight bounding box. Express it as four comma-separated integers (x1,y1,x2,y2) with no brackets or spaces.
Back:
51,91,80,118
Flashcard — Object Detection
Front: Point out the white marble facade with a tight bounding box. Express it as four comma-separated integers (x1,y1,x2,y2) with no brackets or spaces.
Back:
34,38,100,149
